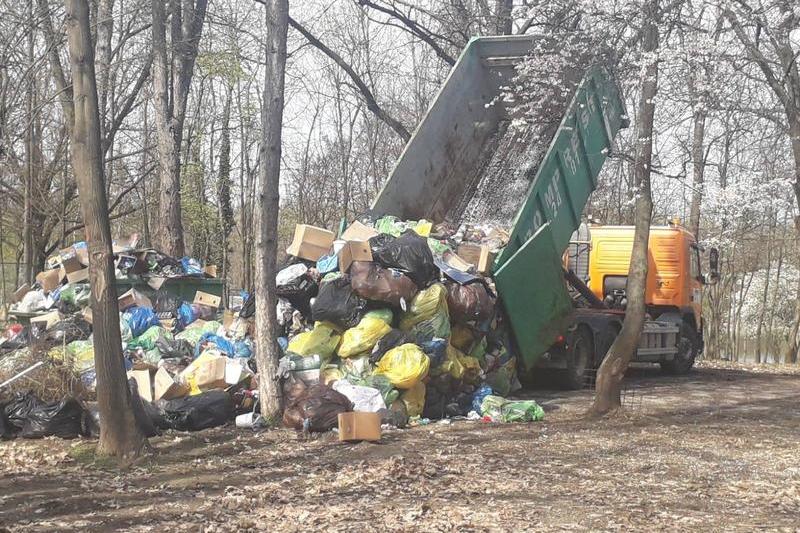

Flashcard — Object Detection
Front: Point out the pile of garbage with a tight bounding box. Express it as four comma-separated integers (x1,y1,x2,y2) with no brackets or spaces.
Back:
272,216,544,433
0,234,247,439
0,217,545,441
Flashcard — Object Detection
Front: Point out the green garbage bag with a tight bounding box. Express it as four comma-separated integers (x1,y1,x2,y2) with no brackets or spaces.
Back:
176,320,221,345
128,326,172,351
502,400,544,422
59,283,91,307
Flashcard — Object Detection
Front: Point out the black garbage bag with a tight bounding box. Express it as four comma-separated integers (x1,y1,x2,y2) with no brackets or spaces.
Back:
369,230,438,288
240,292,255,318
20,397,84,439
155,335,193,360
3,392,43,433
128,378,162,437
276,263,319,318
81,403,101,438
0,408,11,439
0,326,32,350
282,384,353,432
153,291,181,315
311,276,365,330
423,374,460,420
160,390,234,432
41,317,93,345
370,328,414,364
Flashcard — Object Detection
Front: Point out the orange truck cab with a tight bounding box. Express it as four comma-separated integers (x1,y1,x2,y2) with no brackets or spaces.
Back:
587,224,703,331
540,221,718,389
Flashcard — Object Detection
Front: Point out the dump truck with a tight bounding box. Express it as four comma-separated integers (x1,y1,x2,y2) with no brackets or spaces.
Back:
370,35,719,388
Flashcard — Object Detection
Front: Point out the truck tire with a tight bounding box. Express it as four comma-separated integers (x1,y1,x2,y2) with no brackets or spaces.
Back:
660,323,698,374
560,327,593,389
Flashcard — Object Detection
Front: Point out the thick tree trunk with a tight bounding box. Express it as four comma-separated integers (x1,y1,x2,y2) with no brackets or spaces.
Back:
589,0,658,416
254,0,289,423
782,123,800,364
151,0,185,257
64,0,144,459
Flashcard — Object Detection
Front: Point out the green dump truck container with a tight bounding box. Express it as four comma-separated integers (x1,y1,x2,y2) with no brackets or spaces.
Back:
370,35,627,369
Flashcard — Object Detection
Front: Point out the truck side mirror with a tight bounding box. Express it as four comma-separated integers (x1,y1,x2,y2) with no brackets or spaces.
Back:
707,248,720,284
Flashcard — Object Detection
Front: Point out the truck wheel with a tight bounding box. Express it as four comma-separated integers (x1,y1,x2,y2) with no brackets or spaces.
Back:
560,327,593,389
661,323,698,374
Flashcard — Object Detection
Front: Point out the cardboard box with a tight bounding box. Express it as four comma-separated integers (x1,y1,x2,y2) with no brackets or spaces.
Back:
225,359,251,386
82,307,93,324
193,290,222,309
443,250,474,273
341,220,378,242
12,283,31,303
153,367,189,401
30,310,63,330
338,240,372,273
127,369,153,402
180,353,227,391
223,310,253,337
456,243,496,275
112,233,140,254
338,412,381,442
118,288,153,310
204,265,218,278
36,267,65,293
286,224,335,261
61,249,89,284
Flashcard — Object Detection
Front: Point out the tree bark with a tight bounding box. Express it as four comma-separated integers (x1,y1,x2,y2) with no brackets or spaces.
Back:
688,106,705,239
64,0,144,459
254,0,288,423
495,0,513,34
151,0,208,257
589,0,658,416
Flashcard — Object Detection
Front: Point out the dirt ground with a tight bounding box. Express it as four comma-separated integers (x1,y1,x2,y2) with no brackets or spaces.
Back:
1,361,800,532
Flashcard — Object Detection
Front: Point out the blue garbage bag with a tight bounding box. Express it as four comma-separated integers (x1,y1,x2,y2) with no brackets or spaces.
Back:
177,302,197,329
122,306,160,337
419,337,448,367
194,333,253,359
472,385,493,415
316,254,339,274
181,257,203,276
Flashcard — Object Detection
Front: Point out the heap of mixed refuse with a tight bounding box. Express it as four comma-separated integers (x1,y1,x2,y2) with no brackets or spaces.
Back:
0,217,544,441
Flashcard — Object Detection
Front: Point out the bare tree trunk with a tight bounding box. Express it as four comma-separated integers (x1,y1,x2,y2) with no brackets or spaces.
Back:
254,0,288,423
688,107,705,239
23,0,35,284
64,0,144,459
495,0,513,34
589,0,658,417
755,210,774,364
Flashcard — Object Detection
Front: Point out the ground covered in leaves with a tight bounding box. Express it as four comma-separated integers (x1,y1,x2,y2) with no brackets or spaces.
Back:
2,361,799,532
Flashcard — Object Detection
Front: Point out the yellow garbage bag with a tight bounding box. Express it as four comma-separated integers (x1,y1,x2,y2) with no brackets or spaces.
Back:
399,283,448,331
450,324,475,352
375,343,430,389
440,345,466,379
287,322,341,360
53,340,95,373
457,353,482,384
401,381,426,417
320,364,345,385
338,316,391,358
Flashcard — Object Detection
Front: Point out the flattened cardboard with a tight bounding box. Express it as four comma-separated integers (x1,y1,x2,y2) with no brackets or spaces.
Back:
66,267,89,284
118,288,153,310
341,220,378,242
154,367,189,401
338,240,372,273
193,291,222,309
147,276,167,290
286,224,335,262
30,310,63,330
82,307,93,324
338,411,381,442
127,369,153,402
12,283,31,303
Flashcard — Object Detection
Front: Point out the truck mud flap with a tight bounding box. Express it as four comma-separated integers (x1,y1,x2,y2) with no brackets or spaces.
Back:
494,222,574,370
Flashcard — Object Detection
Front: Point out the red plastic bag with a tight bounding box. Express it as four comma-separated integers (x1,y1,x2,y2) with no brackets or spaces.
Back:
446,282,495,323
350,261,418,308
